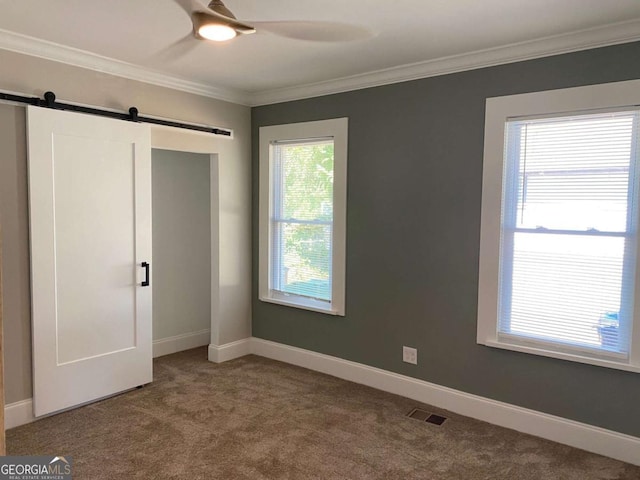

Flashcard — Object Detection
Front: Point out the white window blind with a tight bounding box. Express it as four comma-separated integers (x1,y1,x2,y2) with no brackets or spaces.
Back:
499,109,640,359
270,139,334,303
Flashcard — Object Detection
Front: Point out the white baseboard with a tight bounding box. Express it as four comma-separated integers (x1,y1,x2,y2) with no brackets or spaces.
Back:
8,336,639,466
153,329,210,358
5,398,35,430
250,337,640,467
208,338,252,363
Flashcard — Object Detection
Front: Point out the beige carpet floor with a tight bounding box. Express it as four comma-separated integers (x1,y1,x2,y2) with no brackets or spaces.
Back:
7,347,640,479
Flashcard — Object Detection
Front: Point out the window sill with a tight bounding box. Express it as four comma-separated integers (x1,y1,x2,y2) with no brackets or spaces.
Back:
480,339,640,373
260,292,343,316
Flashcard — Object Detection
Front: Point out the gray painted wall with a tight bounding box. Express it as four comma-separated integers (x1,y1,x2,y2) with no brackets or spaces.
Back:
152,149,211,341
251,42,640,437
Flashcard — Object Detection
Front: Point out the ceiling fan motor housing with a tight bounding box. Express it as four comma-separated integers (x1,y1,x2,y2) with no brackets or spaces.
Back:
208,0,237,19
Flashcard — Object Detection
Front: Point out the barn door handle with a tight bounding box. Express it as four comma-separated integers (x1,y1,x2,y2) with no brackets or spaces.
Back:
141,262,150,287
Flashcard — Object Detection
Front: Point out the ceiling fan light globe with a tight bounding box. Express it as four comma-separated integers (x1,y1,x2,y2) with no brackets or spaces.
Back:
198,24,237,41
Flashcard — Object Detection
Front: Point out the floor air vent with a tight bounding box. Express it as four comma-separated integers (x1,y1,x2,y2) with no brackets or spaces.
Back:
425,414,447,425
407,408,447,425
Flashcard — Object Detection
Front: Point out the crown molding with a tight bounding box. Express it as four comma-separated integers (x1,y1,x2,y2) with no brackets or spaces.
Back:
2,18,640,109
0,28,251,105
247,18,640,106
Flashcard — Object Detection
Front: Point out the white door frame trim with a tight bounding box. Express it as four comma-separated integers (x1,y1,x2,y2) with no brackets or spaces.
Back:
150,126,223,350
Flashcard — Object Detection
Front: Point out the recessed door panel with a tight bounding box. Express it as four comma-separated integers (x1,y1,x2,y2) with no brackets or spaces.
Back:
53,135,137,364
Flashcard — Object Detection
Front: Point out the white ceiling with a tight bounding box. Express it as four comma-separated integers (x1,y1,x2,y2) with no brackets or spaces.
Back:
1,0,640,105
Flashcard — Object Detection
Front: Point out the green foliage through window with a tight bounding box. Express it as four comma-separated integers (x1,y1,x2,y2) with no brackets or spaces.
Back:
273,140,334,301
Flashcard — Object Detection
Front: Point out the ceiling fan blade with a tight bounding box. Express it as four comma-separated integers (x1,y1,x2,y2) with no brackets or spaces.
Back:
154,33,198,63
252,21,374,42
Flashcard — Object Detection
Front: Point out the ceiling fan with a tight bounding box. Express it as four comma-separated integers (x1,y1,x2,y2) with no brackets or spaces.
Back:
192,0,255,41
173,0,373,43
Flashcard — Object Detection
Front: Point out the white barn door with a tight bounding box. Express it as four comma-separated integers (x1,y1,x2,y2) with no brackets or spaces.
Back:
28,106,153,417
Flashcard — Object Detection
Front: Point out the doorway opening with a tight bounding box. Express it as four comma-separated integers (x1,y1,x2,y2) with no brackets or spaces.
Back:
151,149,213,357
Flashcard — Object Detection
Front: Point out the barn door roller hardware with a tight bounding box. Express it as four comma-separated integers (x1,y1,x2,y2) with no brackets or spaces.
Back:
0,90,232,137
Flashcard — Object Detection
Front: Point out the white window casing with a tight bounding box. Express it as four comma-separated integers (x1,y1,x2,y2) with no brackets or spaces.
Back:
478,79,640,373
259,118,348,315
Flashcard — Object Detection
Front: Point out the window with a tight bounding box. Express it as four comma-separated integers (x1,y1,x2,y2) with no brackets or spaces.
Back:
477,79,640,372
259,118,347,315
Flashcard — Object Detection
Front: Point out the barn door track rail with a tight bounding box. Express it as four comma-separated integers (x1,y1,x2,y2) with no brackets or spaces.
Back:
0,90,232,137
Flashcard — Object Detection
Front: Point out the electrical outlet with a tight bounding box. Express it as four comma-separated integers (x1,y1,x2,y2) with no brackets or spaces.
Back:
403,346,417,365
